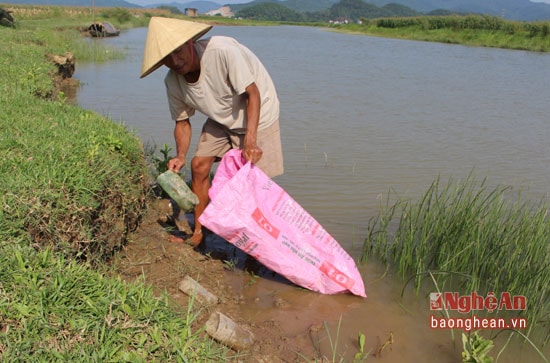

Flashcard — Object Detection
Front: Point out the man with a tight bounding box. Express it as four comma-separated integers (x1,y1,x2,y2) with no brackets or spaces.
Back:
141,17,284,247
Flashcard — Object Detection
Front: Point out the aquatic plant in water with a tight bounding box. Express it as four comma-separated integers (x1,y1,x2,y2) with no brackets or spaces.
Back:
362,173,550,350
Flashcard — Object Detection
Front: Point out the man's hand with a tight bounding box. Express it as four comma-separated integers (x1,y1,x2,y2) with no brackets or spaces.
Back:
242,143,263,164
167,156,186,172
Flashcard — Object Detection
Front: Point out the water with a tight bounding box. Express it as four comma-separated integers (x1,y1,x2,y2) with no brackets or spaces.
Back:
75,25,550,247
75,25,550,361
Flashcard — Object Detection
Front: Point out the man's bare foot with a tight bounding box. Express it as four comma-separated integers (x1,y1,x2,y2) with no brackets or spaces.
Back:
184,232,204,248
167,232,204,247
168,235,187,244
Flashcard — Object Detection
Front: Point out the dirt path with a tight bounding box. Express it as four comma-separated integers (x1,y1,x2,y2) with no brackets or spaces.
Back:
114,198,322,362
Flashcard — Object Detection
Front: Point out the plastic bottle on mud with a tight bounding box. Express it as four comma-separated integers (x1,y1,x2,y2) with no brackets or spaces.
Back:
205,311,254,351
156,170,198,212
178,276,219,305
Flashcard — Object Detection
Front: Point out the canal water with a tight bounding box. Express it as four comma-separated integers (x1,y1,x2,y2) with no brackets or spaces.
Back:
75,25,549,362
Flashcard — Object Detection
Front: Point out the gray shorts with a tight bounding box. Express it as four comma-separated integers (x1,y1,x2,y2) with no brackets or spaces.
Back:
195,119,284,178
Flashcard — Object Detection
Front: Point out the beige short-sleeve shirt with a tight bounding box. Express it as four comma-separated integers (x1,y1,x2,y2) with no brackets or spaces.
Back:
165,36,279,131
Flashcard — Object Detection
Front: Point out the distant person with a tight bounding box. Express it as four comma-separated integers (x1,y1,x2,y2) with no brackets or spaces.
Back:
141,17,284,247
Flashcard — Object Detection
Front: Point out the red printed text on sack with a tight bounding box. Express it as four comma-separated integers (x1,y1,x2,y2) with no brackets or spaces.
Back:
252,208,280,239
320,261,354,290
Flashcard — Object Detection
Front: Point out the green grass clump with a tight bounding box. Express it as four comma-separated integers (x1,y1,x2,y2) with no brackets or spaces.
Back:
0,243,225,361
6,15,126,63
1,25,147,259
1,10,228,361
334,15,550,52
363,174,549,345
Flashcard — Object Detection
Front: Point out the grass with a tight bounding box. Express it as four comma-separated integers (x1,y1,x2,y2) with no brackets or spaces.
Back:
331,15,550,52
362,173,550,349
0,245,225,361
2,5,548,361
0,38,146,258
0,8,228,361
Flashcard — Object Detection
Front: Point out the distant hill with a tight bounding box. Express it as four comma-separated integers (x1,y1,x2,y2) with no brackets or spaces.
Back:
282,0,338,13
228,0,338,13
130,0,340,15
2,0,222,13
141,1,220,13
3,0,550,20
4,0,140,8
229,0,421,21
368,0,550,21
230,0,550,20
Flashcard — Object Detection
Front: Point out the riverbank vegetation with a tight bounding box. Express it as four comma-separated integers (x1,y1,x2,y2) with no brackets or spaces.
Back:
0,10,228,361
203,13,550,52
4,3,550,53
332,15,550,52
362,174,550,357
2,3,167,31
231,0,549,52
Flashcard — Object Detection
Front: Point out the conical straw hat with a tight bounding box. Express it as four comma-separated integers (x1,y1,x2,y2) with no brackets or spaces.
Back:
140,17,213,78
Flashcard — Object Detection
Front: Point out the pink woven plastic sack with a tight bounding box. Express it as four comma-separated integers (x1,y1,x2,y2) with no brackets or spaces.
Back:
199,150,366,297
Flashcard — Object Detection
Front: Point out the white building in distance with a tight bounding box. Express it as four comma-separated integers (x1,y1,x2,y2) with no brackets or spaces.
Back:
204,6,233,18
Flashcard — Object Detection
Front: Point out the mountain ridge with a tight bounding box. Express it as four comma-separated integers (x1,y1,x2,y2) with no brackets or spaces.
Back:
4,0,550,20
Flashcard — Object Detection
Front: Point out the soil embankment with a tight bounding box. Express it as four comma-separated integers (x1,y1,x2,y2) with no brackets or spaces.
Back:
116,198,323,362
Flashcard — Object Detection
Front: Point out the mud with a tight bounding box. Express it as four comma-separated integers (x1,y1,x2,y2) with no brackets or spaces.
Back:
108,192,550,363
111,196,474,362
114,197,329,362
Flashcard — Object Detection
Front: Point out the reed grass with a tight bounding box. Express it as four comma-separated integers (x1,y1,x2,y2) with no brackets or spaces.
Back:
332,15,550,52
362,174,550,346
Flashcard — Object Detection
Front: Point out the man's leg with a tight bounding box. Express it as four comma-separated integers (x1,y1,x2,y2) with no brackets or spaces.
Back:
187,155,216,247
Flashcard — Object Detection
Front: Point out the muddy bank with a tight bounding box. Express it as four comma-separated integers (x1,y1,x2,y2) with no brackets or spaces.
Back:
113,198,372,362
112,196,482,363
114,199,418,362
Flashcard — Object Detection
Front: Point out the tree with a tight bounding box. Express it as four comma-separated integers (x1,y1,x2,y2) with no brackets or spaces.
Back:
382,3,420,17
237,3,304,22
156,5,182,15
329,0,391,20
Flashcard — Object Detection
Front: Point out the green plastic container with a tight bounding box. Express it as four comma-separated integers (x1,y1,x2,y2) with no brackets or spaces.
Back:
156,170,199,212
